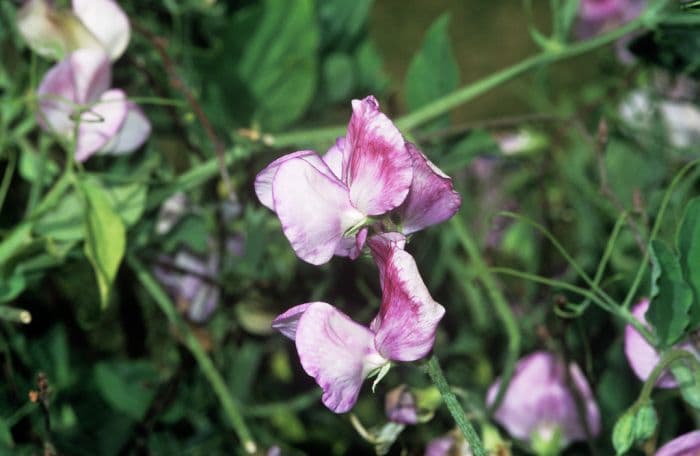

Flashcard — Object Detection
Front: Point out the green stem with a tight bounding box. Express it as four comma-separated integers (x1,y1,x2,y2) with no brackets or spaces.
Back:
639,349,697,402
127,255,257,454
271,11,657,148
450,217,520,415
0,149,16,217
425,355,486,456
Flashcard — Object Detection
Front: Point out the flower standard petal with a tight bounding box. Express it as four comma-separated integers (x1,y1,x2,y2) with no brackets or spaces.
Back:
72,0,131,61
398,144,462,234
74,88,128,162
371,247,445,361
345,96,413,215
294,302,387,413
67,49,111,104
272,157,365,265
367,233,407,288
37,56,79,135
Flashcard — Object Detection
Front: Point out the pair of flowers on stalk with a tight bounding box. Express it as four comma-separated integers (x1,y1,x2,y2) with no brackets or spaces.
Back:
255,96,461,413
18,0,151,161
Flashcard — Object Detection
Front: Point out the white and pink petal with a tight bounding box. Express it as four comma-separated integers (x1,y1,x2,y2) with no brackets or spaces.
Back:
371,247,444,361
294,302,387,413
74,88,128,162
72,0,131,61
398,144,461,234
99,102,151,155
272,158,365,265
271,304,312,340
345,96,413,216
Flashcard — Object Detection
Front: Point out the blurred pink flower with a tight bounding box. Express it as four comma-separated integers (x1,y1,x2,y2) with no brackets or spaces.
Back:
271,242,444,413
255,95,460,265
37,49,151,162
385,385,418,425
576,0,645,38
18,0,130,61
624,299,697,388
425,435,472,456
487,351,600,450
656,430,700,456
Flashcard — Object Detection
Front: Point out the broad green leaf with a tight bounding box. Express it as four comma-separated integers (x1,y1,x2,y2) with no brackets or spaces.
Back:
404,13,459,129
647,240,692,347
35,178,146,242
677,197,700,329
81,179,126,309
322,53,355,103
670,362,700,410
355,40,389,93
238,0,320,130
317,0,372,50
93,361,159,421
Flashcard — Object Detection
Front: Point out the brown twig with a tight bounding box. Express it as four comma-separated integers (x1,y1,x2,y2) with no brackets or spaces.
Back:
131,21,235,200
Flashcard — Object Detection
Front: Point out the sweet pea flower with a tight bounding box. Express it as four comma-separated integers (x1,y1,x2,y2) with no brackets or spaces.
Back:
37,49,151,162
656,430,700,456
425,435,472,456
154,249,220,323
385,385,418,425
624,299,699,388
255,95,460,265
18,0,130,61
487,351,601,452
271,240,445,413
575,0,645,39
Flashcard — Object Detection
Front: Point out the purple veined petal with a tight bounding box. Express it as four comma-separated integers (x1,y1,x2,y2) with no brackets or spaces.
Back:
398,144,462,234
371,248,445,361
624,299,680,388
75,88,128,162
67,48,111,104
486,351,600,447
72,0,130,61
271,158,365,265
367,233,407,288
345,96,413,216
271,304,312,340
255,151,328,211
294,302,387,413
322,136,347,180
656,431,700,456
99,101,151,155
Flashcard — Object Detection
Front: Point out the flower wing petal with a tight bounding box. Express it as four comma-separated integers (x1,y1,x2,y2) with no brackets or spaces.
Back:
345,96,413,215
322,136,347,180
295,302,384,413
399,144,461,234
75,88,127,162
271,304,312,340
371,247,445,361
99,102,151,155
72,0,130,61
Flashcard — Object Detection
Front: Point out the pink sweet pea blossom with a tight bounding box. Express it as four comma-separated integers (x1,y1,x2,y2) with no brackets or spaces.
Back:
487,351,601,451
271,241,445,413
425,435,472,456
37,49,151,162
18,0,130,61
385,385,418,425
624,299,698,388
255,96,460,265
576,0,645,39
656,430,700,456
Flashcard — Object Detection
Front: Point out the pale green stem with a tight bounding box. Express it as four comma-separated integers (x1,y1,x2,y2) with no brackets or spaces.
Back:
127,255,257,454
450,216,520,415
425,355,486,456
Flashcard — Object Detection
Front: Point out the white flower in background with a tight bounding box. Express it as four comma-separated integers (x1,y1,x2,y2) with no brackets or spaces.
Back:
17,0,130,61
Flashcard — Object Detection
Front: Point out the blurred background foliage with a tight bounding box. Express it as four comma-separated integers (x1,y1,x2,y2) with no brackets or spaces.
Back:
0,0,699,455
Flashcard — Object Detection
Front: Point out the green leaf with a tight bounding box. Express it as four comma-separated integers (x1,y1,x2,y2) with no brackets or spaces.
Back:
670,362,700,409
93,361,159,421
317,0,372,50
404,13,459,129
632,403,658,441
35,178,146,242
554,0,580,42
322,53,355,103
81,179,126,309
677,197,700,329
613,402,659,454
238,0,320,130
647,240,692,347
